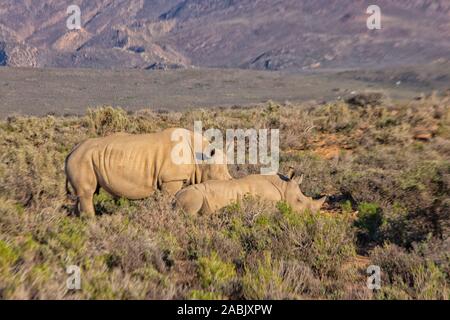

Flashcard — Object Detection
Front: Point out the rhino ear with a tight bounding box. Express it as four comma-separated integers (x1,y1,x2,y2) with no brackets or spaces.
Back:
287,167,295,179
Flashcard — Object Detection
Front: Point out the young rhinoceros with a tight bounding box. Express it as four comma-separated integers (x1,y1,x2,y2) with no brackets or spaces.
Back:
65,128,231,217
175,168,326,215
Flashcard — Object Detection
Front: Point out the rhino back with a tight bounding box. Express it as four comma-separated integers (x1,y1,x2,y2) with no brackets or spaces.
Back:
195,175,284,212
84,130,195,199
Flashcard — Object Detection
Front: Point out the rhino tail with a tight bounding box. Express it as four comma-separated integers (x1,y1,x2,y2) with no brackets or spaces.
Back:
65,177,77,201
65,177,71,196
64,153,77,201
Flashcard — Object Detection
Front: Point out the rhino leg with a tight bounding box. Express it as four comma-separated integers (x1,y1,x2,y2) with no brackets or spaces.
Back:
175,188,204,215
66,157,97,218
78,192,95,218
161,181,184,196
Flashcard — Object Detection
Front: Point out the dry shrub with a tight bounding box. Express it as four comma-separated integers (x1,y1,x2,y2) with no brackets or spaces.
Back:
370,243,449,300
280,107,316,150
0,98,449,299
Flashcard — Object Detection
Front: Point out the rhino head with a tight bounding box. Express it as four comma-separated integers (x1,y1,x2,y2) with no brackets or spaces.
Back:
283,167,326,213
196,147,232,182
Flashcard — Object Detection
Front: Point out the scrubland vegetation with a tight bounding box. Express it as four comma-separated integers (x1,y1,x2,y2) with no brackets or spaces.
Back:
0,93,449,299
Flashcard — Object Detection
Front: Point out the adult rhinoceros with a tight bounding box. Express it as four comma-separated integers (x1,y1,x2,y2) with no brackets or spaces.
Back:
65,128,231,217
175,168,326,215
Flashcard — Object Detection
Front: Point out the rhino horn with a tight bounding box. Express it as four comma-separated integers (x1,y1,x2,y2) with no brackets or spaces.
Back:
314,196,327,210
287,167,295,179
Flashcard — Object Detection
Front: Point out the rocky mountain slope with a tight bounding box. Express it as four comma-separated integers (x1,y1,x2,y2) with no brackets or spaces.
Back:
1,0,449,70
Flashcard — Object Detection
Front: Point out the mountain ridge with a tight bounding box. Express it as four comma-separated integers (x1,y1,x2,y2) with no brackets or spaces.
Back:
1,0,449,71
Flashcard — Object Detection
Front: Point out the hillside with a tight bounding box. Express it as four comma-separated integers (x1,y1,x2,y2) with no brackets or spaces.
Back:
1,0,450,70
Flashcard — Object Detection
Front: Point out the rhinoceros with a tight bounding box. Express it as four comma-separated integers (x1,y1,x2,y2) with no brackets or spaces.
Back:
65,128,231,217
174,168,326,215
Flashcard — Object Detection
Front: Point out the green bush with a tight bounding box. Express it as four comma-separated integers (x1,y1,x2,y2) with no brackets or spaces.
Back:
0,240,19,270
242,252,285,299
355,202,385,244
198,252,236,289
